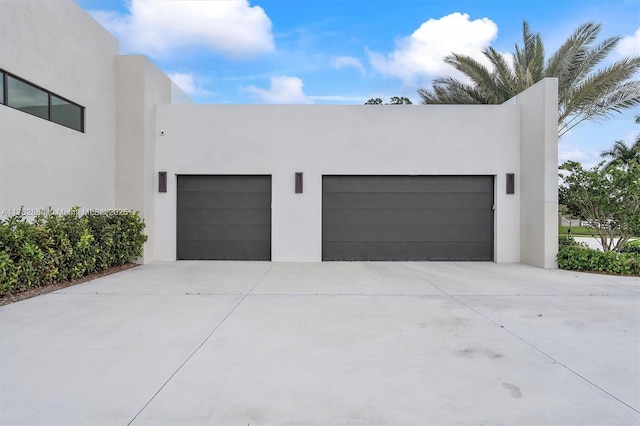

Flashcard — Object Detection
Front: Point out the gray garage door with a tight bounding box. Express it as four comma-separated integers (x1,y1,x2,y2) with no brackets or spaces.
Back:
323,175,494,261
177,175,271,260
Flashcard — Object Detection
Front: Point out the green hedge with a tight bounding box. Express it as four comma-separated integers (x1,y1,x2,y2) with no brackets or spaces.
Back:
622,240,640,254
0,207,147,296
557,245,640,276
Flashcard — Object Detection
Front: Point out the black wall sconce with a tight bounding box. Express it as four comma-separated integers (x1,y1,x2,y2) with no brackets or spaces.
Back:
506,173,515,194
159,171,167,193
295,172,303,193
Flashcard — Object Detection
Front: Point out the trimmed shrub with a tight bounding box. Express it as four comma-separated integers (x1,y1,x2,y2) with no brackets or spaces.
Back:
557,245,640,276
0,207,147,297
559,235,579,247
0,212,56,292
35,207,96,282
86,211,146,270
622,240,640,254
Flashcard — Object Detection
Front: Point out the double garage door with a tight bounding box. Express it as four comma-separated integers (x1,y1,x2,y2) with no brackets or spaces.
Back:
177,175,494,261
323,176,494,261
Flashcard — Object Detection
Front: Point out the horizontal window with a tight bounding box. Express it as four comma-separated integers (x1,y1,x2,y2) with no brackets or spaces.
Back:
7,75,49,120
0,69,84,132
51,95,83,132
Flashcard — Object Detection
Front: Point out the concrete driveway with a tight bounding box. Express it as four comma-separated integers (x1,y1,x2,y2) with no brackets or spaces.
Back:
0,262,638,425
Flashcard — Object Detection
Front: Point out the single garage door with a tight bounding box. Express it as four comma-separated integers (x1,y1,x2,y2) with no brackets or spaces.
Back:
177,175,271,260
322,175,494,261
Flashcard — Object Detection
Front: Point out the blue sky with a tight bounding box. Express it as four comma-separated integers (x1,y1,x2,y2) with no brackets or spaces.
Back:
77,0,640,166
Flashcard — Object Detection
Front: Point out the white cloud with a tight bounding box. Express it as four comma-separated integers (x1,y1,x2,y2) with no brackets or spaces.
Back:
245,76,313,104
616,28,640,57
90,0,274,58
368,12,498,86
332,56,365,74
558,148,588,164
558,141,606,169
167,72,212,97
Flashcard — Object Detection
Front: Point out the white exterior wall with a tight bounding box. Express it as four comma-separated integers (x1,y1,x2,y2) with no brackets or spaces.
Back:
115,56,185,263
1,1,558,268
155,105,522,263
516,79,559,268
0,0,118,217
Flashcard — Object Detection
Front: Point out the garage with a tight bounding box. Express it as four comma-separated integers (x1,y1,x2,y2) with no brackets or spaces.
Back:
177,175,271,260
322,175,494,261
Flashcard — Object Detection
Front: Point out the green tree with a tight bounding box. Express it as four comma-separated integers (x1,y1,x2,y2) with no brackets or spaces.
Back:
559,161,640,252
388,96,413,105
364,97,413,105
364,98,383,105
600,115,640,167
418,22,640,138
600,140,640,167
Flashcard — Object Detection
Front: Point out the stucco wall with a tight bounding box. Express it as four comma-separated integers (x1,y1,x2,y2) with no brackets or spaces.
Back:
116,55,189,263
0,0,118,218
1,1,557,267
154,104,522,262
516,79,559,268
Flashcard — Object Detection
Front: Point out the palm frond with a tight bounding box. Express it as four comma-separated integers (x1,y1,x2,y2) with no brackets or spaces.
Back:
485,47,517,99
562,58,640,122
559,80,640,137
546,23,602,104
421,77,490,104
417,19,640,139
546,22,601,76
444,53,504,103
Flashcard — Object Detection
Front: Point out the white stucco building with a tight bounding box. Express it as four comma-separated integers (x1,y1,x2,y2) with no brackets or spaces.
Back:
0,0,558,268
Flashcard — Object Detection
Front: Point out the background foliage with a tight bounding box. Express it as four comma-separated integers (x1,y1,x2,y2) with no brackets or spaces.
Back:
557,245,640,276
0,208,147,296
559,161,640,253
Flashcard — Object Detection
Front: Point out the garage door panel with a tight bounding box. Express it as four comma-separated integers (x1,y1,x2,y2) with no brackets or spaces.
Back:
177,175,271,192
323,175,493,193
322,175,494,261
323,224,492,242
177,175,271,260
177,224,271,241
177,192,271,209
177,208,271,225
323,192,492,209
323,208,492,226
323,241,493,261
177,241,271,261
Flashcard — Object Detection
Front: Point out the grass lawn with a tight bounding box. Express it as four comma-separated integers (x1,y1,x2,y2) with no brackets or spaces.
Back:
559,225,599,236
559,226,640,243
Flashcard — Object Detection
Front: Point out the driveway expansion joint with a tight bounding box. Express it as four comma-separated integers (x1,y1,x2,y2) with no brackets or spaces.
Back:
126,264,274,426
401,263,640,415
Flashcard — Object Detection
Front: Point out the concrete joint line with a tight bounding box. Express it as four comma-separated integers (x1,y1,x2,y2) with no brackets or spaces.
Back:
400,264,640,415
126,264,274,425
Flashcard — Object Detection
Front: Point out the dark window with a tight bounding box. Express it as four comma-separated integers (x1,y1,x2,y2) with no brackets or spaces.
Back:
51,95,83,132
7,75,49,120
0,69,84,132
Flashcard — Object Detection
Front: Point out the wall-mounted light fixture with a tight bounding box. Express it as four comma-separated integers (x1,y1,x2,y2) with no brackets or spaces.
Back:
295,172,303,193
159,171,167,193
506,173,515,194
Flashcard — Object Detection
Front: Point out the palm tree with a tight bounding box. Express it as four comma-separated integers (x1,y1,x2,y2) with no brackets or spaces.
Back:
600,140,640,167
418,22,640,139
600,115,640,167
